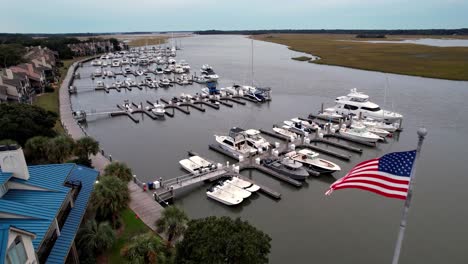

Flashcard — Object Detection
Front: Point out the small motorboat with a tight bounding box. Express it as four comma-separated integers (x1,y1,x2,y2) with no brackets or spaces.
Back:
224,176,260,192
93,68,102,77
360,118,398,133
317,108,343,121
179,158,203,174
111,59,120,67
351,122,389,138
261,158,309,181
135,69,144,76
106,70,114,78
91,60,102,66
159,78,171,87
189,156,216,171
285,149,341,174
206,186,243,206
216,181,251,199
155,67,164,74
338,125,382,143
152,102,166,117
96,80,105,89
124,67,132,74
272,126,298,140
284,118,313,134
121,58,130,65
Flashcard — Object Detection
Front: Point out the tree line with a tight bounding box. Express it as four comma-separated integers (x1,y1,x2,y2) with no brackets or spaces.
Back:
0,33,122,67
195,28,468,35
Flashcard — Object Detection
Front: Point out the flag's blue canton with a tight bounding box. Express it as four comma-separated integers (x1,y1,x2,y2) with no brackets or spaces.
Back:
378,150,416,177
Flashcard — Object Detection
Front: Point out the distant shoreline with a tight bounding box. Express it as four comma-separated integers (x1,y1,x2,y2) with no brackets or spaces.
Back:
252,34,468,81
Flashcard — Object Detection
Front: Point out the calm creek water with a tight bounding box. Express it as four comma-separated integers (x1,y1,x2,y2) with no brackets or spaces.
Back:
71,35,468,264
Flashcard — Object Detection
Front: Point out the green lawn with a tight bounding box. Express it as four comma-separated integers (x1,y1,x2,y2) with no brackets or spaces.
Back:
105,208,151,263
34,57,89,134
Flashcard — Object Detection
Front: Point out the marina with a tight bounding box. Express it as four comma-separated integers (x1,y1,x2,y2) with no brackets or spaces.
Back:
68,35,468,264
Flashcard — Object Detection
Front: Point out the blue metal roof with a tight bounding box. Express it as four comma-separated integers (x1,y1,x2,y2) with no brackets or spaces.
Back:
0,163,98,261
0,224,9,264
0,171,12,186
46,165,98,264
9,164,75,192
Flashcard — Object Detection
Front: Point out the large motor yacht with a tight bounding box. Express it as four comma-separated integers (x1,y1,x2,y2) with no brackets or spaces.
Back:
333,88,403,123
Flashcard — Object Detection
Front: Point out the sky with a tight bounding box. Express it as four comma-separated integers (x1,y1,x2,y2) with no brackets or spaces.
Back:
1,0,467,33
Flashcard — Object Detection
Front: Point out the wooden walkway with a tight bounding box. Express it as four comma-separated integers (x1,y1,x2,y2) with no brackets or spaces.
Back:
59,58,164,231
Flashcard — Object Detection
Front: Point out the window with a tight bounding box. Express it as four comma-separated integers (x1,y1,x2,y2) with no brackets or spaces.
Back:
6,236,28,264
344,104,359,110
222,139,234,146
361,106,381,112
0,184,7,197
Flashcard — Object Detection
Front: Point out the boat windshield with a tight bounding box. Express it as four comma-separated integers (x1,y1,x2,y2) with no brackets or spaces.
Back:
361,106,381,112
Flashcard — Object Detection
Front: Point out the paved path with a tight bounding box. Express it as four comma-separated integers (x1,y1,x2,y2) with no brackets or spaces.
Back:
59,59,163,231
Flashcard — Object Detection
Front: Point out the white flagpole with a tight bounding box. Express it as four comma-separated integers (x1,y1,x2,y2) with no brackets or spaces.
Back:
391,127,427,264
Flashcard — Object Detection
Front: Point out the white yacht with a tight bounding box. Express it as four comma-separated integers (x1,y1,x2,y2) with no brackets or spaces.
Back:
214,133,257,160
339,125,382,143
285,150,341,174
179,158,203,174
333,88,403,123
272,126,298,140
241,129,270,151
224,176,260,192
206,186,243,206
217,181,251,199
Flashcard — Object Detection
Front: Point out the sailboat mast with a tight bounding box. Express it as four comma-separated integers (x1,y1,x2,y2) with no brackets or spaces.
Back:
251,38,254,87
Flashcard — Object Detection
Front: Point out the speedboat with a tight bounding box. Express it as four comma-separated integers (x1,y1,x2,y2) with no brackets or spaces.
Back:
91,60,102,66
272,126,298,140
284,118,313,134
111,59,120,67
189,156,216,171
152,103,166,117
240,128,270,151
135,69,144,76
96,80,105,89
351,121,390,137
179,60,191,72
106,70,114,78
121,58,130,65
285,149,341,174
124,67,132,75
360,118,398,133
242,86,266,102
155,67,164,74
224,176,260,192
317,108,343,121
159,78,171,87
102,60,108,67
333,88,403,123
214,133,257,160
174,65,185,74
206,186,243,206
339,125,382,143
179,158,203,174
114,80,123,87
130,58,138,65
93,68,102,77
216,181,251,199
261,158,309,181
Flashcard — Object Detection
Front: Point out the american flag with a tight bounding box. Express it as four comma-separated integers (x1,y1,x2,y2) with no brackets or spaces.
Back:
325,150,417,200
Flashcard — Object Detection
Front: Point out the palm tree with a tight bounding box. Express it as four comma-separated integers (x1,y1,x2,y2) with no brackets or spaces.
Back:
77,220,115,255
104,161,133,182
92,176,130,226
121,233,167,264
156,206,188,246
75,136,100,160
25,136,49,164
47,135,75,163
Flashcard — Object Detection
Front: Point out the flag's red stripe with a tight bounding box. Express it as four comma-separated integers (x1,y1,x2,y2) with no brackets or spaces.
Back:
344,173,410,185
331,185,407,200
352,158,379,169
333,179,409,192
349,160,378,173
